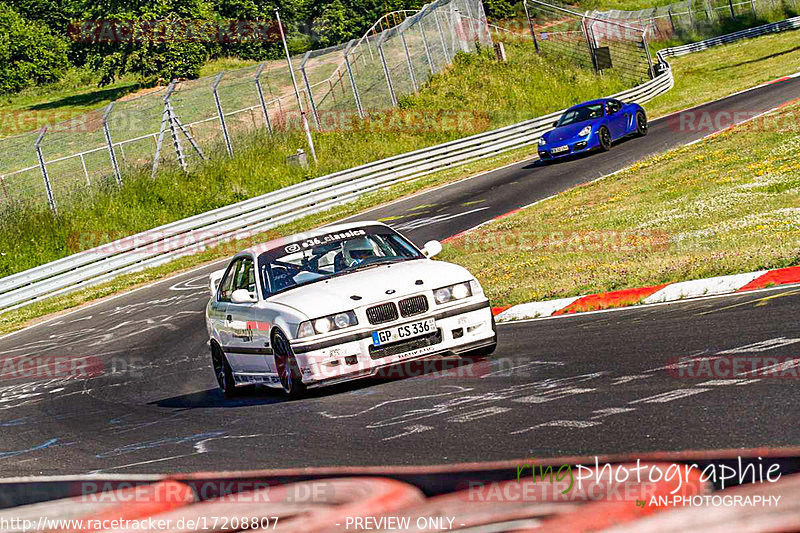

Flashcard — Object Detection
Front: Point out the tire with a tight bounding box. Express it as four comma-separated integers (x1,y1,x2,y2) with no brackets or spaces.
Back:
598,126,612,151
635,111,648,136
272,330,307,399
211,343,240,398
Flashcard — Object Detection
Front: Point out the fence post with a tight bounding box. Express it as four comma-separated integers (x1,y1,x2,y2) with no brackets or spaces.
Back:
581,16,598,72
642,31,655,78
750,0,757,16
523,1,540,52
400,31,419,92
255,63,273,135
434,9,451,62
275,8,316,163
668,7,676,33
463,0,476,43
34,126,56,214
418,8,435,74
728,0,735,17
79,154,90,186
152,82,174,177
0,175,8,200
344,40,365,119
102,102,122,186
212,73,234,157
377,41,398,106
300,51,321,129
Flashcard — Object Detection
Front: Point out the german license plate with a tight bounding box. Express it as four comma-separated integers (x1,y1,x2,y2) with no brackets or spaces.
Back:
372,318,436,346
551,145,569,154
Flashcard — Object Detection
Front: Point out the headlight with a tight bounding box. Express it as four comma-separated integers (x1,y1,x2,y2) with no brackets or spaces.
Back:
538,137,547,146
434,282,473,304
579,125,592,137
298,310,358,337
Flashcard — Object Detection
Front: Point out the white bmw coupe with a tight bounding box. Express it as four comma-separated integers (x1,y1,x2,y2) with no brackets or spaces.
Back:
205,221,497,397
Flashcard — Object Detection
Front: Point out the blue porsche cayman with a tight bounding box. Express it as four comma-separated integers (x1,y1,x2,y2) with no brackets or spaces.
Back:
537,98,648,161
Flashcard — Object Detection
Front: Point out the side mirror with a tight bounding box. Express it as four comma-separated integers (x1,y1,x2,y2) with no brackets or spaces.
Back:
231,288,257,304
209,268,226,296
552,121,559,128
422,240,443,258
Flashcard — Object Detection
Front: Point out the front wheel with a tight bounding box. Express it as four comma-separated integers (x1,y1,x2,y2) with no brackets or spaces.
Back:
598,126,612,151
211,343,240,398
635,111,648,136
272,330,307,399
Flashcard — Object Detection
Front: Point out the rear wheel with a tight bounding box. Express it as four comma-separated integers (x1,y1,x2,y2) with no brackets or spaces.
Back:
598,126,612,151
211,343,239,398
273,330,307,399
635,111,648,136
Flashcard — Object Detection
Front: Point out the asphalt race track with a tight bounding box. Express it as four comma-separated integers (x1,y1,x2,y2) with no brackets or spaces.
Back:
0,76,798,476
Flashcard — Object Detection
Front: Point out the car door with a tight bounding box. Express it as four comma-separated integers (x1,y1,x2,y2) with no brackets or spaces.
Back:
606,100,628,140
211,257,241,359
225,255,272,374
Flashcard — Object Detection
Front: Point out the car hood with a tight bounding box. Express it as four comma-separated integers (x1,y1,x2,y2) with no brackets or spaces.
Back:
545,120,595,143
265,259,474,318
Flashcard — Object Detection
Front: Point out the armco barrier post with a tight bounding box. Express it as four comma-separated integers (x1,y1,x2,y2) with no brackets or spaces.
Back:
102,102,122,186
34,126,57,214
343,40,365,119
212,73,234,157
254,63,273,135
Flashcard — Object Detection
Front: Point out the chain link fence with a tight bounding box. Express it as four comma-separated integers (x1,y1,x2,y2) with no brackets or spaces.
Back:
0,0,491,213
589,0,799,41
520,0,655,84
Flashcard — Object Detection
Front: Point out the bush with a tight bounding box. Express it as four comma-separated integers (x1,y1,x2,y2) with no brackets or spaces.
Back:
0,2,69,93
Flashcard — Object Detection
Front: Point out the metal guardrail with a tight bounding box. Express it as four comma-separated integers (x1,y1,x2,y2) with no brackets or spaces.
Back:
1,15,796,313
657,14,800,56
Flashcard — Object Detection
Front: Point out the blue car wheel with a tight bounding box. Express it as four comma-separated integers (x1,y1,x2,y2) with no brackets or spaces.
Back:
598,126,612,151
636,111,648,136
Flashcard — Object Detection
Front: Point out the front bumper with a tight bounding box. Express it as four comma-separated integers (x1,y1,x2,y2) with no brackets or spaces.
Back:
291,300,495,387
538,135,599,159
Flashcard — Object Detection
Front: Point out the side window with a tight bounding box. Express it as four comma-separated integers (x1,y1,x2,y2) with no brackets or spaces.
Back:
218,259,241,302
233,257,256,296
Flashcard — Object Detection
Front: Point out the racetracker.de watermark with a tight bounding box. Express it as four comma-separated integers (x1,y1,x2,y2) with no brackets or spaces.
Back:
668,355,800,379
68,20,279,44
666,105,800,135
0,355,104,380
454,229,670,254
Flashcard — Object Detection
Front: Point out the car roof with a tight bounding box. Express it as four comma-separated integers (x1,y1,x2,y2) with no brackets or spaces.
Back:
240,220,390,257
566,98,610,110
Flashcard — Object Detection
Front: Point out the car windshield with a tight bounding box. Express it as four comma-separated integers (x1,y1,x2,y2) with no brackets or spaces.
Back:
257,226,423,297
556,103,604,127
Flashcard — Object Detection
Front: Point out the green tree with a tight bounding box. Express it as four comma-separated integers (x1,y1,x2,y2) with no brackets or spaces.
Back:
0,3,69,93
80,0,217,84
314,0,350,47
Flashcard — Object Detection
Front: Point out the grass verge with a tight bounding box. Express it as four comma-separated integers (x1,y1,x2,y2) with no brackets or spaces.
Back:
440,101,800,306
